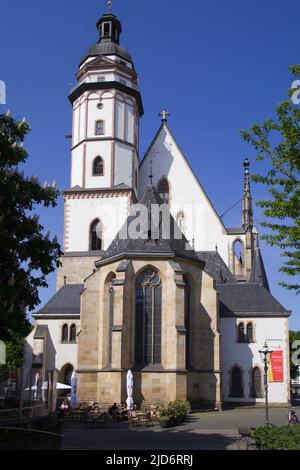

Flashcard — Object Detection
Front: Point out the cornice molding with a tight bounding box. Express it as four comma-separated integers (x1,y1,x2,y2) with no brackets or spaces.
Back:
63,188,135,201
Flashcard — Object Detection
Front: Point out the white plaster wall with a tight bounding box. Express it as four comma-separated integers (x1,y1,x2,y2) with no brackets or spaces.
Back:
66,195,130,252
125,104,135,144
84,140,112,189
71,146,84,188
115,98,125,140
87,92,114,138
25,320,79,373
220,317,289,404
139,125,229,263
115,143,135,187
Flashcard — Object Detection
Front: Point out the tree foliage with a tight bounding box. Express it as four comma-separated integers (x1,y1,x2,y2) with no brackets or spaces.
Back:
0,113,63,342
241,65,300,293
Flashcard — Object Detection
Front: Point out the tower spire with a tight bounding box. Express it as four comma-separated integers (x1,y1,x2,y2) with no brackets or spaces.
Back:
242,158,253,229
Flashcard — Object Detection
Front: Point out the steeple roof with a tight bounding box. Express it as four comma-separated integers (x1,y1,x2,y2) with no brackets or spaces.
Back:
249,236,270,291
80,12,133,66
96,183,200,266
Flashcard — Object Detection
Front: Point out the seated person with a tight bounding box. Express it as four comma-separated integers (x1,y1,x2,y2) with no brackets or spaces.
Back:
60,399,69,411
108,402,119,417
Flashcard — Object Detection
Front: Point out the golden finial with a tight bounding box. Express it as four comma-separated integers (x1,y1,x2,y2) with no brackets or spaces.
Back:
108,1,112,11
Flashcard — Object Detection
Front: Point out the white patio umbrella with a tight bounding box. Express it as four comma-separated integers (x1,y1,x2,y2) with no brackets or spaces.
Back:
33,372,39,400
70,371,78,408
126,370,134,410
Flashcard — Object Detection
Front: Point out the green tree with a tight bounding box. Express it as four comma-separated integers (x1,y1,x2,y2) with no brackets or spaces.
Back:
241,65,300,293
0,112,62,345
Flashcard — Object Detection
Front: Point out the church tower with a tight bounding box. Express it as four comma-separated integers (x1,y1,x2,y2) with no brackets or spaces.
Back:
58,7,143,288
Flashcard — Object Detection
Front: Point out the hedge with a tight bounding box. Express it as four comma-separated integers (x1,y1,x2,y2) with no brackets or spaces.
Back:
252,425,300,450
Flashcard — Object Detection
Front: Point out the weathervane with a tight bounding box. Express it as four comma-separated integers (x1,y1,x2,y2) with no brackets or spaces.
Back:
108,0,113,11
159,109,171,123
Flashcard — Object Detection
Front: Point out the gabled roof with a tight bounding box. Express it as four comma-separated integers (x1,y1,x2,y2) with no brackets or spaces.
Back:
218,283,290,318
139,122,227,232
33,285,84,317
97,183,200,266
197,251,237,284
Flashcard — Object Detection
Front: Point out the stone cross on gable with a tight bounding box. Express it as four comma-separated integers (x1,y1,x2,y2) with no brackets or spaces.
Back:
159,109,171,122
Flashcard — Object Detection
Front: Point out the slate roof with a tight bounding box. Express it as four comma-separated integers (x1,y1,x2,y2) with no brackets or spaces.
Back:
218,283,290,317
80,42,132,67
249,243,270,291
34,285,84,316
33,325,48,339
97,183,200,265
197,251,237,284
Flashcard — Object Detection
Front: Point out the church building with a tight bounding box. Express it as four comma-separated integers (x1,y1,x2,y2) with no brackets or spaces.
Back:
25,8,291,408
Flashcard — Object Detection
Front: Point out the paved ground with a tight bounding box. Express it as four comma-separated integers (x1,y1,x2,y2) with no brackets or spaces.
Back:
62,405,300,450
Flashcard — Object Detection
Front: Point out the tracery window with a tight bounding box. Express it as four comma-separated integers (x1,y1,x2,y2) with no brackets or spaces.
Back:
135,268,162,366
184,276,191,369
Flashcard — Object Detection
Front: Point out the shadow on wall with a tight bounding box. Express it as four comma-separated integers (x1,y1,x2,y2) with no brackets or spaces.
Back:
23,328,57,389
220,319,257,405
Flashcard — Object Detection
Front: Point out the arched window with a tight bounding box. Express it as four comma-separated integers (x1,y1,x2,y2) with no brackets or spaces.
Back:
135,268,162,366
62,324,68,343
251,367,262,398
184,276,191,369
61,364,73,386
90,219,102,251
238,323,245,343
247,323,254,343
157,177,169,204
107,275,115,367
70,324,76,343
230,366,243,397
93,156,104,176
233,239,243,264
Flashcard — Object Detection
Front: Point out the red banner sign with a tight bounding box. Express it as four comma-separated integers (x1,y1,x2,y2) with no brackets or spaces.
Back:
269,350,284,382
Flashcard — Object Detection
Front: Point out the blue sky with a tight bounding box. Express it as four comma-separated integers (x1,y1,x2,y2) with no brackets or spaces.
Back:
0,0,299,328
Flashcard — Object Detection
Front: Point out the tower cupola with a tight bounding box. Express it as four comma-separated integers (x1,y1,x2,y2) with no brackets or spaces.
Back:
97,13,122,45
